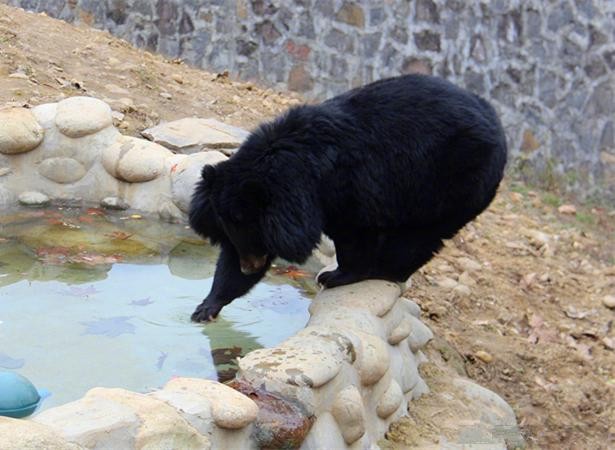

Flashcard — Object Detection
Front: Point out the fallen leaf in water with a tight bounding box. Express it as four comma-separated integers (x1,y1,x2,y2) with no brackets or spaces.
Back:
58,285,100,297
156,351,168,370
130,297,153,306
105,231,133,240
87,208,105,216
78,215,95,223
272,265,311,279
81,316,135,337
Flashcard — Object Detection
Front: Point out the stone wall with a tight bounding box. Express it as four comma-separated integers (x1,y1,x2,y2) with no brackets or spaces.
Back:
6,0,615,202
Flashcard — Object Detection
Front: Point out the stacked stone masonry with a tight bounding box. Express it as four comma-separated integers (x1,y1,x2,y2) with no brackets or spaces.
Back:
0,97,242,217
7,0,615,202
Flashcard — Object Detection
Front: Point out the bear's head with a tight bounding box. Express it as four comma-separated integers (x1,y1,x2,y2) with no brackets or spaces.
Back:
189,160,323,274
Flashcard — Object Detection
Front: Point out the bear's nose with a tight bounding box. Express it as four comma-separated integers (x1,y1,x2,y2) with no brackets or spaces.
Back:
239,255,268,275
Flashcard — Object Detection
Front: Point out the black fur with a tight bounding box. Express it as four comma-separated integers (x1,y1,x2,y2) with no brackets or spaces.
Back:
188,74,507,322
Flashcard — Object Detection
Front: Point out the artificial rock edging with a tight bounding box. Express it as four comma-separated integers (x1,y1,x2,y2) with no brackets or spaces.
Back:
0,281,432,450
0,97,241,220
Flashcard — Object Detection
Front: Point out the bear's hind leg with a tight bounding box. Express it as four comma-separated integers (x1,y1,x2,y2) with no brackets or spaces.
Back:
370,229,445,282
317,230,385,288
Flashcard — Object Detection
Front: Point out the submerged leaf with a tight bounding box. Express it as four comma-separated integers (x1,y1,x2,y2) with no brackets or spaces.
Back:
81,316,136,337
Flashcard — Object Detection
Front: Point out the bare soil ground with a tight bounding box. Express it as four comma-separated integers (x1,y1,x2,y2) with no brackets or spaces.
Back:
1,5,614,449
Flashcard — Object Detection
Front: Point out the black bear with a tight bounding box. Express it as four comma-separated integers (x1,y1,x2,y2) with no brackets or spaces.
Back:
189,74,507,322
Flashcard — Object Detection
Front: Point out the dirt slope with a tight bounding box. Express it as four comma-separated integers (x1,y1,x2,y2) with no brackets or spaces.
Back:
0,4,301,136
1,5,614,449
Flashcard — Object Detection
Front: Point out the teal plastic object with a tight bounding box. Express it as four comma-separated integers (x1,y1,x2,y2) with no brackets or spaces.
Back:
0,372,43,418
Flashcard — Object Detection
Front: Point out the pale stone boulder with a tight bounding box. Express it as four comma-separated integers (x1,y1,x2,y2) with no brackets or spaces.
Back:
376,380,403,419
354,331,390,386
18,191,50,207
102,136,173,183
33,395,139,448
388,317,412,345
31,103,58,129
407,315,434,352
163,377,258,430
238,327,353,389
0,107,44,154
142,118,249,153
171,150,228,212
0,417,82,450
309,280,401,318
85,387,211,449
38,157,87,183
331,386,366,444
55,96,113,138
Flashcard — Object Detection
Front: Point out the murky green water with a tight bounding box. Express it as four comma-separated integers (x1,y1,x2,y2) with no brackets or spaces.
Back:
0,207,317,411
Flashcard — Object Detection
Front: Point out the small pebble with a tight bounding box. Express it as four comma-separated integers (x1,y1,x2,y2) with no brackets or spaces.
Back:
602,295,615,309
171,73,184,84
558,204,577,215
160,92,172,100
475,350,493,363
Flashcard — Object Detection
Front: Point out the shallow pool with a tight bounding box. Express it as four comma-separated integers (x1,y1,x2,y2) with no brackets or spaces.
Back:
0,207,317,410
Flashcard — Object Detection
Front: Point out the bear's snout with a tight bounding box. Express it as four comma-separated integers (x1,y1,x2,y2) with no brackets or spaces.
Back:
239,255,268,275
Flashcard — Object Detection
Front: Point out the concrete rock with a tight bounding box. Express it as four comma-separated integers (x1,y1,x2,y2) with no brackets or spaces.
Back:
101,196,130,210
33,395,139,448
0,185,15,208
102,135,173,182
38,157,86,183
0,417,82,450
376,380,403,418
163,377,258,430
355,331,390,385
142,118,249,153
388,317,412,345
55,96,113,138
171,150,227,212
309,280,401,318
31,103,58,129
86,387,211,449
239,327,353,388
0,107,44,154
407,315,434,352
411,377,430,400
18,191,50,207
331,386,366,444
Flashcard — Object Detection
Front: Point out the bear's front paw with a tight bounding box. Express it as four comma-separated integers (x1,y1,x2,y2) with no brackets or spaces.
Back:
317,268,366,288
191,300,224,323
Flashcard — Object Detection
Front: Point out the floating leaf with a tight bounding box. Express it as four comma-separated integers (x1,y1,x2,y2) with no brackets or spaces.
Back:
130,297,153,306
81,316,135,337
156,351,168,370
87,208,105,216
58,285,100,297
105,231,133,240
0,352,24,369
272,265,311,280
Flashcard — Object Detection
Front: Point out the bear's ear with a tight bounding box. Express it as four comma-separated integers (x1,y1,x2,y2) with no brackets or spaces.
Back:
240,179,269,207
201,165,217,190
